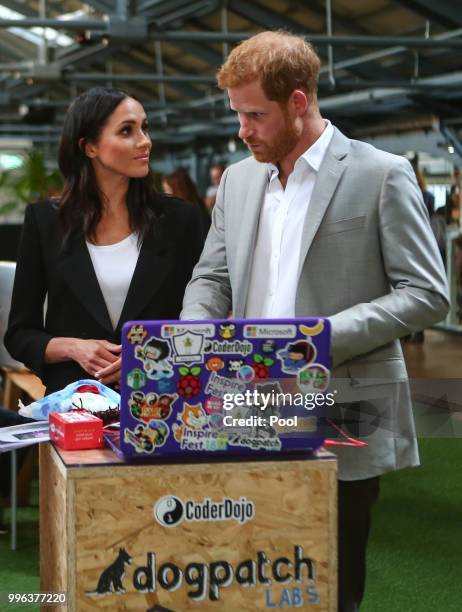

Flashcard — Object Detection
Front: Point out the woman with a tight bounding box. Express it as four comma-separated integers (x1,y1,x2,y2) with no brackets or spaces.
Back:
5,88,205,393
162,168,211,234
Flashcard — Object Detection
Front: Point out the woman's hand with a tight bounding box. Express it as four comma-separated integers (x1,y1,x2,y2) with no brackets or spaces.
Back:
94,356,122,386
45,337,122,385
69,339,122,378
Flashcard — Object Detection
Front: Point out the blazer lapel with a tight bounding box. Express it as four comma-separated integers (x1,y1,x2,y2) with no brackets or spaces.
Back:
60,237,113,333
233,163,268,317
297,128,350,279
116,224,174,332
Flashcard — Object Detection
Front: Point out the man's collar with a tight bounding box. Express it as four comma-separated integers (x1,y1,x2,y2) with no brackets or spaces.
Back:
300,119,334,171
268,119,334,179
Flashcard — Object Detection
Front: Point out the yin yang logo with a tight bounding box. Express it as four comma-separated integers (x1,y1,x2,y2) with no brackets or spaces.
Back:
154,496,184,527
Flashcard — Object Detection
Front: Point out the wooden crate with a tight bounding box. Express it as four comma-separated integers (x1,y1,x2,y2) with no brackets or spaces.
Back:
40,444,337,611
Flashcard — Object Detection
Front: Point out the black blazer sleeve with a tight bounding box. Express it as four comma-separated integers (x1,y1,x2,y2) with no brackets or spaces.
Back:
4,204,53,378
181,203,208,292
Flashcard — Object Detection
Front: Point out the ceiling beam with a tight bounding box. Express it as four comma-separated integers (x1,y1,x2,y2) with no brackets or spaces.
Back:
2,18,462,48
150,30,462,48
227,0,394,81
67,72,215,84
394,0,462,28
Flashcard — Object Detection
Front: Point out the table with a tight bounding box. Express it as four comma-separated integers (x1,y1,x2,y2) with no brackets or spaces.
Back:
40,443,337,611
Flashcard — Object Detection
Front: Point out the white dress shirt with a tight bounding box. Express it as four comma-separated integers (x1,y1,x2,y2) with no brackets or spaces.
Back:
245,120,334,318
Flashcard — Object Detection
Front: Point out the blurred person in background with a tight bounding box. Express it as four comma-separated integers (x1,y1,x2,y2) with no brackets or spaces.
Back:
163,167,211,234
5,87,204,393
414,168,435,219
205,163,225,211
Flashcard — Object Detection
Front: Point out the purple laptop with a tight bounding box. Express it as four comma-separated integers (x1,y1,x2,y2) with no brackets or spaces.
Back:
113,318,331,459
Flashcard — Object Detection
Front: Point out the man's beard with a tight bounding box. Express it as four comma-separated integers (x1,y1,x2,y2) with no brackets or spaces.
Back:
246,114,299,164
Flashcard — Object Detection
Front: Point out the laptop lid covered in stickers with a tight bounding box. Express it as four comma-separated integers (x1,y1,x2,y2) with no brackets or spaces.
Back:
115,318,331,459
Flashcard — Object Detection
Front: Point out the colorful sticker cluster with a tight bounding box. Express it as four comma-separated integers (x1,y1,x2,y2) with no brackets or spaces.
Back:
123,319,330,456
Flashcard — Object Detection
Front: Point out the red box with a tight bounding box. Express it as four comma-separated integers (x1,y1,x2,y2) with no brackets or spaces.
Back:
49,411,104,450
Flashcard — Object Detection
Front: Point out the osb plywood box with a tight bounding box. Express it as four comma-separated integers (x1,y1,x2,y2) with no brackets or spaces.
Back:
40,443,337,611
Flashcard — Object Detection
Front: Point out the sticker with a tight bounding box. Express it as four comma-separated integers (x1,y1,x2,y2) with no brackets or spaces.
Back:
204,339,253,356
227,432,281,451
206,356,225,372
126,324,148,344
276,340,316,374
204,396,223,415
254,381,283,418
205,372,245,398
237,365,255,383
243,324,296,338
135,337,174,380
171,331,206,365
222,405,278,442
126,368,147,390
227,358,244,373
250,354,274,379
177,366,202,399
219,323,236,339
261,339,276,354
157,378,174,393
124,421,169,454
129,391,178,422
172,403,228,451
297,364,330,392
161,323,215,338
208,413,224,430
299,320,325,337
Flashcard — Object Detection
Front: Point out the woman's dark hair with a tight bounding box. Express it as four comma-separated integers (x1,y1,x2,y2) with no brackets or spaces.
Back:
58,87,162,245
163,168,209,218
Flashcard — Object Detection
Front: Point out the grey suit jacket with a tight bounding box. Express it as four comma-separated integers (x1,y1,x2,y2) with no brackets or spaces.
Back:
181,127,449,480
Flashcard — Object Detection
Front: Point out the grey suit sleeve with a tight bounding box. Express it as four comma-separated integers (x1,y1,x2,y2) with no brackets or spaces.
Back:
181,169,232,319
329,157,449,367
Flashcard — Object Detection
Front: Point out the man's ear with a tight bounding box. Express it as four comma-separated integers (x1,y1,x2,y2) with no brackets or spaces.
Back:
79,137,97,158
291,90,309,116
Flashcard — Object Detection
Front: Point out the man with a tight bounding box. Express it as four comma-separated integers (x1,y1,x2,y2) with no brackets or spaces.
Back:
181,31,449,611
205,163,225,211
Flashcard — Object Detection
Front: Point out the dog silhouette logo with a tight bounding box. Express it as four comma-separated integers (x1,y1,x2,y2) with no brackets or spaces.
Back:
154,496,184,527
86,547,132,595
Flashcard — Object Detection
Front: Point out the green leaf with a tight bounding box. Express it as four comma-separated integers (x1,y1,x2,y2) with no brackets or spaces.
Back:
254,354,263,363
190,367,201,376
263,358,274,367
2,148,64,210
0,201,19,214
178,367,189,376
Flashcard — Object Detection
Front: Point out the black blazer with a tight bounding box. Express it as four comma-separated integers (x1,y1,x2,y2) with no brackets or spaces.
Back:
5,197,205,393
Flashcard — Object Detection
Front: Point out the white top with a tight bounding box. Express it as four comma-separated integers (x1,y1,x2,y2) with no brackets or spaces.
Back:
245,120,334,318
86,233,140,329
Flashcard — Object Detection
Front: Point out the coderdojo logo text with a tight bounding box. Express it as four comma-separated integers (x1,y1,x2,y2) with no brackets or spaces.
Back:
154,495,255,527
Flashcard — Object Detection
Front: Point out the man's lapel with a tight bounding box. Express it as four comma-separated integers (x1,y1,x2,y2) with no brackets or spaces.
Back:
297,127,350,279
233,162,268,317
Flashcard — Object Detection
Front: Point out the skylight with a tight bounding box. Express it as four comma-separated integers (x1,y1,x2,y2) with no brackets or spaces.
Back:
0,5,79,47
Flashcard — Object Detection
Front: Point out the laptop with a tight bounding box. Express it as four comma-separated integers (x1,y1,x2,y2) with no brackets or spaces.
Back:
110,317,331,460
